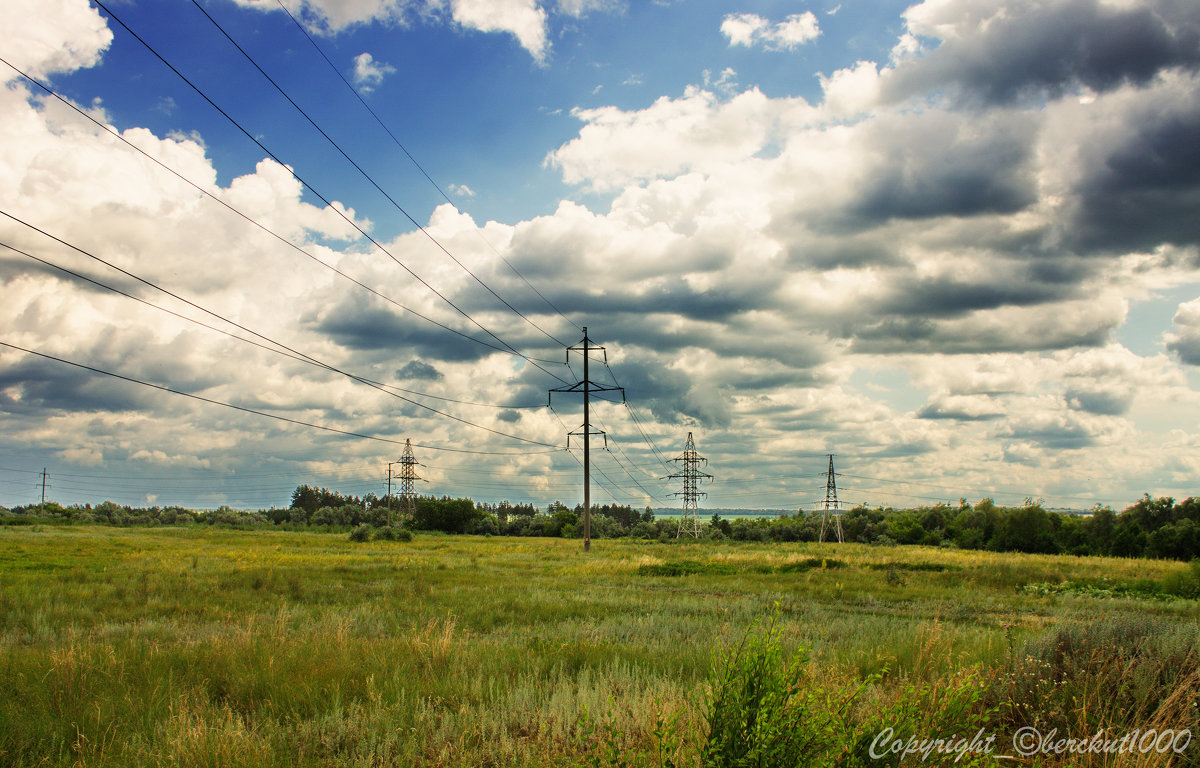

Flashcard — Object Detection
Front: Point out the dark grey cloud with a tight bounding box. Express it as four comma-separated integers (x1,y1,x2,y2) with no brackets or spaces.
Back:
848,115,1037,225
481,275,773,327
1004,419,1097,450
876,274,1076,319
1071,96,1200,252
1065,387,1132,415
885,0,1200,105
858,440,938,459
0,355,159,414
848,314,1113,354
395,359,443,381
1168,335,1200,366
572,282,764,322
917,402,1002,421
0,325,235,418
309,300,497,362
580,313,827,373
783,236,901,270
598,357,731,427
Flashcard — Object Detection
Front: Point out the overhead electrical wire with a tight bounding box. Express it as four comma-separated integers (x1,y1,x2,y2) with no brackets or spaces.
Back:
3,9,720,504
586,411,672,499
598,360,675,471
0,215,555,447
545,399,660,503
562,446,638,504
6,232,543,412
89,0,570,386
0,57,567,368
0,341,560,456
0,463,386,482
556,352,674,491
268,0,579,335
186,0,571,350
593,447,670,502
7,22,673,505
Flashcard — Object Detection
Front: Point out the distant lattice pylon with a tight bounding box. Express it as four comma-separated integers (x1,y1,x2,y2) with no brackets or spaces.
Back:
668,432,712,537
398,438,422,515
819,453,844,543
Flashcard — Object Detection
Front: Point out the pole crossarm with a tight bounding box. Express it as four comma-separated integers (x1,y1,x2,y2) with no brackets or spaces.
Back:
548,380,625,399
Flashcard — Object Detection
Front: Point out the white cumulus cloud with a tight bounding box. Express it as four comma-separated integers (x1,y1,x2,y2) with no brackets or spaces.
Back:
1166,298,1200,366
4,0,112,78
450,0,549,62
352,52,396,92
721,12,820,51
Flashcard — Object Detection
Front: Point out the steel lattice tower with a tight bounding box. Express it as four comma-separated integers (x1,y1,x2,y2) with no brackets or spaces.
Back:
398,438,422,515
668,432,712,537
819,453,844,543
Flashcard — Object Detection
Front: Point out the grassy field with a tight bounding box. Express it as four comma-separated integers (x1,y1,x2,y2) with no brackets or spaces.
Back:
0,525,1197,767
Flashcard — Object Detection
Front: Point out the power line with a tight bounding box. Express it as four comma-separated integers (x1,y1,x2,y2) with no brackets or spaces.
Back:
600,359,675,471
89,1,570,386
187,0,570,350
586,410,672,500
7,231,543,412
0,57,567,368
592,447,670,502
0,341,560,456
269,0,579,334
0,215,555,447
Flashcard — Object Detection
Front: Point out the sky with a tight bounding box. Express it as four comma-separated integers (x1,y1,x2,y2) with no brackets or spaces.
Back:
2,0,1199,513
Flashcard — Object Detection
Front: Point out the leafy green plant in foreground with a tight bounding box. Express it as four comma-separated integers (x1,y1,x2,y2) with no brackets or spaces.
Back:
701,607,862,768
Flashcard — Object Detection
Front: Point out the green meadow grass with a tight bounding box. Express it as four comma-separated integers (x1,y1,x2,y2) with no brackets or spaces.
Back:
0,526,1196,767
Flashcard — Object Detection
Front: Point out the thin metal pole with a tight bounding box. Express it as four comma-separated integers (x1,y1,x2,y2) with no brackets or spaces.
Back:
386,462,393,527
582,327,591,552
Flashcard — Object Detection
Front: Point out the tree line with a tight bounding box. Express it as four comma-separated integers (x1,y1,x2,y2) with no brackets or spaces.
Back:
4,487,1199,561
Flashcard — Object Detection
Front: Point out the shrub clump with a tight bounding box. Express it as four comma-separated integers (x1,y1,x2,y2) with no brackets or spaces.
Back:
374,526,413,542
777,557,845,573
703,609,860,767
638,560,737,577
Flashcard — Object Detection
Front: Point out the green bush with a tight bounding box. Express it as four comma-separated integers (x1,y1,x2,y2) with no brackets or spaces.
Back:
348,524,372,542
777,557,844,573
639,560,737,577
702,610,853,767
1160,558,1200,598
373,526,413,542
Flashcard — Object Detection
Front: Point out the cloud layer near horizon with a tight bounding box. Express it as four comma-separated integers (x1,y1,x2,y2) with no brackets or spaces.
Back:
2,0,1200,510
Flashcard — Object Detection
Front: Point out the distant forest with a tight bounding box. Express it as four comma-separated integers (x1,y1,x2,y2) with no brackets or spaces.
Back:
5,486,1200,562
